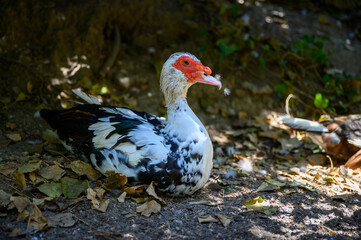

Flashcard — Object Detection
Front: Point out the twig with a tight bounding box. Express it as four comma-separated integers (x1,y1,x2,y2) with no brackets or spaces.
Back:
99,26,121,78
326,155,334,173
285,94,295,116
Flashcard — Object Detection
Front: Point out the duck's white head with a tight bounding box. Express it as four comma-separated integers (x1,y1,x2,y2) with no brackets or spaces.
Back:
160,52,221,107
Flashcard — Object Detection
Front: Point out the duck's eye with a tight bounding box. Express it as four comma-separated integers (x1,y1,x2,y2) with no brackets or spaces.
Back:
183,60,189,66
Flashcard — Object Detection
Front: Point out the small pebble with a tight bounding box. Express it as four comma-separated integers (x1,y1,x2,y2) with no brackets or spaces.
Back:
173,219,183,226
225,170,237,179
226,146,235,156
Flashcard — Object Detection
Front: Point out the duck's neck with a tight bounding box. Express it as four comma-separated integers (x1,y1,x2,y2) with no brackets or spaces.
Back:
165,98,207,138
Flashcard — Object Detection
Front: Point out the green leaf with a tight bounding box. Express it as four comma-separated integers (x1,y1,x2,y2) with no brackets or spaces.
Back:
242,196,278,215
258,55,265,66
273,83,287,94
92,84,110,95
38,165,66,181
61,177,88,199
18,160,42,173
38,183,62,198
314,93,329,109
322,75,331,83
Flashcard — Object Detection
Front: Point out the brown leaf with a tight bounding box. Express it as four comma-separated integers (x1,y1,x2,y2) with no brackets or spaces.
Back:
95,199,110,213
101,171,127,191
14,172,26,190
6,133,22,142
0,163,18,176
146,182,166,205
41,129,61,144
197,215,218,223
117,192,127,203
28,172,36,182
17,209,30,221
10,196,30,213
38,165,66,181
215,214,233,227
27,204,47,231
131,196,146,203
70,160,102,181
87,188,99,208
32,197,53,206
94,187,106,199
6,122,17,130
87,188,109,212
123,185,144,195
136,200,161,217
0,139,11,146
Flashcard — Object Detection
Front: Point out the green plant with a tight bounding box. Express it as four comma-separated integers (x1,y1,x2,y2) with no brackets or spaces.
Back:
291,35,330,64
314,93,329,109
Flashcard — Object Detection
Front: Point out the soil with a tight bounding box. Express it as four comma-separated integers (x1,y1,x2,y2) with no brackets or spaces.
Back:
1,1,361,239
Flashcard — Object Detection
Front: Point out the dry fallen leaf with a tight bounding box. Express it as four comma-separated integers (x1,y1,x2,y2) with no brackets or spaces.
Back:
61,177,88,199
255,182,281,192
215,214,233,227
6,122,17,130
87,188,109,212
10,196,30,213
0,190,12,208
123,185,144,195
242,196,278,216
17,209,30,221
38,165,66,181
289,180,315,192
96,199,110,213
197,215,219,224
146,181,166,205
0,163,18,176
47,213,77,228
94,187,106,199
136,200,161,217
28,172,36,182
189,200,223,206
38,182,62,198
13,172,26,190
102,171,127,191
256,176,286,192
18,160,42,174
32,197,53,206
131,196,146,204
6,133,22,142
0,139,11,147
87,188,99,208
27,204,48,231
117,192,127,203
41,129,61,144
70,160,102,181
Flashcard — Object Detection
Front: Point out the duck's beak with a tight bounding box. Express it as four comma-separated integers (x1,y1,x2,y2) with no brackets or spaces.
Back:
195,73,222,89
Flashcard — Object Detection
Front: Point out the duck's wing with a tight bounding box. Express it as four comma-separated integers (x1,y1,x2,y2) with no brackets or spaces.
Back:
40,104,170,178
333,115,361,147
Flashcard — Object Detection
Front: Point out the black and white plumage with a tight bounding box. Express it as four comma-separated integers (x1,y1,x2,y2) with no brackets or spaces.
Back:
280,115,361,169
40,52,222,196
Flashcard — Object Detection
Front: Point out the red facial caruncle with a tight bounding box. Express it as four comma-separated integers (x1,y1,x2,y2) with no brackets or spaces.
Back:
172,56,212,83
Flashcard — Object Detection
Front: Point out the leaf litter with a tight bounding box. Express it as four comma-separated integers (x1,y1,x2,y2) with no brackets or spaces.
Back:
1,110,361,237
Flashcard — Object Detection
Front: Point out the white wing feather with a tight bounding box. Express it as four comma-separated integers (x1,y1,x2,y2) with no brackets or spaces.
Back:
72,89,101,105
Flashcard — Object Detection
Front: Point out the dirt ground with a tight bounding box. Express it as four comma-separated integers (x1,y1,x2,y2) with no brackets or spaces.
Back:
1,1,361,239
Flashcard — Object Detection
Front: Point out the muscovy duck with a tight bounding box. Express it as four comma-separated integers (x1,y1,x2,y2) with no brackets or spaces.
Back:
40,52,222,196
280,115,361,169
